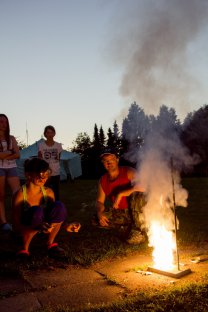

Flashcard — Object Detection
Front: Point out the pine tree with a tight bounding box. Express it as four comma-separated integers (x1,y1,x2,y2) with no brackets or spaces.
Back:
99,125,106,148
107,127,114,147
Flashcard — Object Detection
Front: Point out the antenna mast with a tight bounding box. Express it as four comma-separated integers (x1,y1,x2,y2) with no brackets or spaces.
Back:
26,122,29,147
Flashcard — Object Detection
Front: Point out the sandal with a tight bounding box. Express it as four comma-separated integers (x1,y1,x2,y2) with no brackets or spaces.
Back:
48,243,66,260
16,249,30,261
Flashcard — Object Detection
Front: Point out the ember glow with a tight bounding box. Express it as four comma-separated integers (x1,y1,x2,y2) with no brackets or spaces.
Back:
149,221,176,270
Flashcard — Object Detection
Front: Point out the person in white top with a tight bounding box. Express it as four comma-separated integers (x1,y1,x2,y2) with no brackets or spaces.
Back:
38,125,63,200
0,114,20,231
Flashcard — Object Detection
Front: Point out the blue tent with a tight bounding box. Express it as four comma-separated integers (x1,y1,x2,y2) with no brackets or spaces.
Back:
17,139,82,181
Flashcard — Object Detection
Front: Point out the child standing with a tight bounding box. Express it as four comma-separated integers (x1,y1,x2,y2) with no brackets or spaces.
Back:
38,125,63,200
0,114,20,231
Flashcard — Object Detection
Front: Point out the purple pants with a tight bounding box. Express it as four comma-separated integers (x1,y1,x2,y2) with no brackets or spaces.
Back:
21,201,67,229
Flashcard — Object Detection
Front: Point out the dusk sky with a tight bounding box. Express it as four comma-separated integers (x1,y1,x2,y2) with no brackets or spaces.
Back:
1,0,208,149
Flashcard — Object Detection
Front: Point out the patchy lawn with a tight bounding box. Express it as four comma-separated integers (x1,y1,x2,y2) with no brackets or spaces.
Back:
0,177,208,311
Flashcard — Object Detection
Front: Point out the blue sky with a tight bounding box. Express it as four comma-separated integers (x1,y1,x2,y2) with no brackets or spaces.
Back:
1,0,208,148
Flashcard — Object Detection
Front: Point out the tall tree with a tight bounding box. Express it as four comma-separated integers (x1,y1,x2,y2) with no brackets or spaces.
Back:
154,105,181,136
99,126,106,149
113,120,121,153
107,127,114,147
71,132,91,159
113,121,119,140
122,102,150,148
92,124,101,150
91,124,104,178
182,105,208,175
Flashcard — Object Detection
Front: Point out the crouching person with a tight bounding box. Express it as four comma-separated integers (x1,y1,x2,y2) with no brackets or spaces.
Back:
93,148,147,245
12,157,80,260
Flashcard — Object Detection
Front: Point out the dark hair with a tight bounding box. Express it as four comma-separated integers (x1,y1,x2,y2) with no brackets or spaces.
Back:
0,114,10,150
24,157,50,176
44,125,56,137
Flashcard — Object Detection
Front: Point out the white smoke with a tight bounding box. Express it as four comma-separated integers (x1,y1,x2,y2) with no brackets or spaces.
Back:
108,0,208,116
136,124,198,238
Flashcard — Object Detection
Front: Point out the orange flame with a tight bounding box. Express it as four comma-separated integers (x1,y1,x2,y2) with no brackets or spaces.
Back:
149,221,176,270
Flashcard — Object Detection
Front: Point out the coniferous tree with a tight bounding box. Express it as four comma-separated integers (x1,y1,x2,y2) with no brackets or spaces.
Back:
154,105,181,136
91,124,104,178
99,126,106,149
92,124,100,150
121,117,130,154
122,101,149,149
107,127,114,147
181,105,208,176
113,121,119,140
113,121,121,153
120,102,150,165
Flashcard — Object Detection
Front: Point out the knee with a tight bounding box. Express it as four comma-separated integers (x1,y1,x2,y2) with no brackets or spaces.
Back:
50,201,67,222
54,201,67,213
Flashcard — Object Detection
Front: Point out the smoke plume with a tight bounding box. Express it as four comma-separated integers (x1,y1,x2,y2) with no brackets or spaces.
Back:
109,0,208,116
135,119,198,243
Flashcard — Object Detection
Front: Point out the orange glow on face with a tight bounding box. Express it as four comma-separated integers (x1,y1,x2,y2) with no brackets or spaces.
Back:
101,154,119,171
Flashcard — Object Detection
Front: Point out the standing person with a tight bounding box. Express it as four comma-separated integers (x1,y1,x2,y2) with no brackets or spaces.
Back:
38,125,63,200
12,157,80,259
0,114,20,231
94,147,147,244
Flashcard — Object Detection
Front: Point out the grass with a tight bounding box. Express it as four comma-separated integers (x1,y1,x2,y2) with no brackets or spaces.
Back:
177,177,208,243
78,283,208,312
0,177,208,310
0,179,146,273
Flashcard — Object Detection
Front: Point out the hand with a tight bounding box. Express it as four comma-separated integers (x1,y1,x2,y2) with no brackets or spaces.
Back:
98,214,110,227
65,222,81,232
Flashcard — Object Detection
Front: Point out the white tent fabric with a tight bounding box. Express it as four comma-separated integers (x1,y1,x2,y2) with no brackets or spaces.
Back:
16,140,82,181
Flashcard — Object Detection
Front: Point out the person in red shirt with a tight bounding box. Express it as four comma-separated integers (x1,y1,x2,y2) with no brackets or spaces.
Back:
95,147,146,244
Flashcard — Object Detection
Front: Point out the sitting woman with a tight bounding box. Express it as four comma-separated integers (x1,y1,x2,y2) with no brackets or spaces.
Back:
12,157,80,259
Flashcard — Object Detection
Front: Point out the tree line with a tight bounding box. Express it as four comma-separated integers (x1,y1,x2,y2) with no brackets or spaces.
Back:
71,101,208,179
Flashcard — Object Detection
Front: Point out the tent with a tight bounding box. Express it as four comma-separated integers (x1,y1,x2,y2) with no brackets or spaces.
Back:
16,139,82,181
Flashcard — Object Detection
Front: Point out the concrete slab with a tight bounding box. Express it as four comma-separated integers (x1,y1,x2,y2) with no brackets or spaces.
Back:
92,252,208,292
24,265,125,310
1,248,208,311
0,292,41,312
36,279,124,310
0,277,32,297
24,266,104,289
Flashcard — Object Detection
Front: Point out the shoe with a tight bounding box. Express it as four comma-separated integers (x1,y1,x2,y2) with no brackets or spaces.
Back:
0,223,13,232
16,250,30,262
48,243,66,260
126,230,146,245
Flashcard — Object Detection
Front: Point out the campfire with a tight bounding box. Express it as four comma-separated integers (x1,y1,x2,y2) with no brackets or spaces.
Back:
145,163,192,278
149,221,176,271
135,122,197,279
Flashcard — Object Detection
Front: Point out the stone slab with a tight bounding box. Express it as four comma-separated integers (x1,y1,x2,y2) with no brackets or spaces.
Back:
36,278,124,310
0,292,41,312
